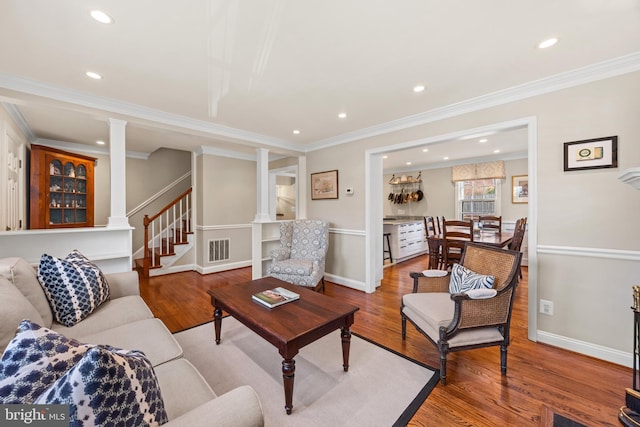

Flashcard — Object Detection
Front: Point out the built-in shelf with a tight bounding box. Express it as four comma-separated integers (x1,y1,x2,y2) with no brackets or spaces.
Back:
619,168,640,190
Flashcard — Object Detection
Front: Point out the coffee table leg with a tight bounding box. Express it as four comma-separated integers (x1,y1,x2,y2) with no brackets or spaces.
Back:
282,358,295,415
213,306,222,345
341,326,352,372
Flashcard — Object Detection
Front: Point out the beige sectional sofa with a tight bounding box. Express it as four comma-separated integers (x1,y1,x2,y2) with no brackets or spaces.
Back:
0,257,263,427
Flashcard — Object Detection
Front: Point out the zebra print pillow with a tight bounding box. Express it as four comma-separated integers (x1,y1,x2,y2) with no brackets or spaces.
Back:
448,263,495,294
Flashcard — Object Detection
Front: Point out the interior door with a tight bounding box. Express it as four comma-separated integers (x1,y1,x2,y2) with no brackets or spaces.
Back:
2,128,25,230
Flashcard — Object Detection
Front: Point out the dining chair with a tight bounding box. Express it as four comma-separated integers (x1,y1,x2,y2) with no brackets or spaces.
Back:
441,217,473,269
508,217,527,279
401,242,523,385
479,215,502,232
424,216,443,269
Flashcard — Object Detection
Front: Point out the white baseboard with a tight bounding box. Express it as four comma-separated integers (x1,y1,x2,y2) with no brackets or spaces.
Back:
149,264,195,277
196,260,252,275
536,330,632,368
324,273,367,292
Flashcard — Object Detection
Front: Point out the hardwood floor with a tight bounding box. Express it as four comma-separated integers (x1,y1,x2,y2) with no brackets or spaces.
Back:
139,256,630,426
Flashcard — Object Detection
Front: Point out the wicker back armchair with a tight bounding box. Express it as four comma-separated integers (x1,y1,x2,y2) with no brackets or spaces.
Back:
401,242,522,385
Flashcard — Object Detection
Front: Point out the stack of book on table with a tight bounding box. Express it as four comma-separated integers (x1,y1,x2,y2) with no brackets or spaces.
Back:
252,287,300,308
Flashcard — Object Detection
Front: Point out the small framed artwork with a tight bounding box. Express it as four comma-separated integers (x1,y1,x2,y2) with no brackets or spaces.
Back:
311,169,339,200
512,175,528,204
563,136,618,172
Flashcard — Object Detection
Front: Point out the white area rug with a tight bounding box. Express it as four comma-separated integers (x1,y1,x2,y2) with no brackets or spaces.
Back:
174,318,438,427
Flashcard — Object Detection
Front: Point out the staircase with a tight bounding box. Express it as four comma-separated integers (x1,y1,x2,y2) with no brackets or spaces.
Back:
135,188,193,278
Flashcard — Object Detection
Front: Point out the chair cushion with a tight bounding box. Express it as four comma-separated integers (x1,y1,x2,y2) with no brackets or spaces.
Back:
37,250,111,327
0,257,53,327
402,293,504,348
35,345,168,427
402,292,453,341
449,263,494,294
269,259,313,276
0,320,92,404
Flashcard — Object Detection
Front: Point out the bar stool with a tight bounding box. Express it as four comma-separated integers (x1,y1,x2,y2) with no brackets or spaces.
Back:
383,233,393,263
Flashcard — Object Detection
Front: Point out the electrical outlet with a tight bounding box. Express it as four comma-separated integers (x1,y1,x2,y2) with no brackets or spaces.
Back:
539,299,554,316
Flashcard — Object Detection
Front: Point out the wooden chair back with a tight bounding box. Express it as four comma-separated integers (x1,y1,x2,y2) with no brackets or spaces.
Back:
479,215,502,231
442,217,473,268
424,216,437,237
508,217,527,252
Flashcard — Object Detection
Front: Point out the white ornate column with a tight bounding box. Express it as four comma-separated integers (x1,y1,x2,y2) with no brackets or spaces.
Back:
254,148,271,222
107,118,130,228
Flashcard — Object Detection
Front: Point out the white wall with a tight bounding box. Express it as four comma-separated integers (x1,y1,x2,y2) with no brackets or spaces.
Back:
306,70,640,366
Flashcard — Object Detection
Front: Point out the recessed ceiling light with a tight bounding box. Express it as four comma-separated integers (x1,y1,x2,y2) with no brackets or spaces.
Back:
90,10,114,24
479,139,488,143
406,162,412,166
96,140,105,145
382,155,388,159
443,156,449,160
413,85,425,93
292,130,300,134
85,71,102,79
538,37,558,49
422,148,429,152
338,113,347,119
494,149,501,153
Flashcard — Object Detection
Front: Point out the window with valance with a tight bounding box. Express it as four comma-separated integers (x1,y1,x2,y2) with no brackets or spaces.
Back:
452,161,505,220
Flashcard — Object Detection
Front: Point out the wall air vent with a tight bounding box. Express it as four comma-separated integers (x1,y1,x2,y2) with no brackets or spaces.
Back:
208,238,230,262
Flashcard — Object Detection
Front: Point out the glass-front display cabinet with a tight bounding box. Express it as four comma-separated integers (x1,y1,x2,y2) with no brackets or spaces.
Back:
29,144,96,229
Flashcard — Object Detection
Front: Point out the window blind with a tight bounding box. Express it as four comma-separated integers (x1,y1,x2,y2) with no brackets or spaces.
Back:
451,161,505,182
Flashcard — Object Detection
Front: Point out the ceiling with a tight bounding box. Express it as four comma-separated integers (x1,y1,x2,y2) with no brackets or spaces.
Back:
0,1,639,171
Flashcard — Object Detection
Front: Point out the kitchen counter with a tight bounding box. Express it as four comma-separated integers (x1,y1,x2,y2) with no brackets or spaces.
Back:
383,219,427,263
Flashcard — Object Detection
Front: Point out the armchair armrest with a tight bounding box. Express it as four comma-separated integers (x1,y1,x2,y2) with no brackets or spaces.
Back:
409,272,450,293
162,386,263,427
104,271,140,298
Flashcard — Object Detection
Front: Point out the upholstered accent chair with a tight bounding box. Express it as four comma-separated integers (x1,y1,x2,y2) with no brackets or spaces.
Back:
267,219,329,292
401,242,522,385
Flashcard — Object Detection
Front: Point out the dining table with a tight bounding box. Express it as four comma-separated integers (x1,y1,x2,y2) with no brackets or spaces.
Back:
427,229,514,269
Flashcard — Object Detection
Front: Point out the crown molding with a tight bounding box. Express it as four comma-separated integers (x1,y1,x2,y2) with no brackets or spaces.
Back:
35,138,150,160
307,51,640,152
1,102,35,141
0,72,300,152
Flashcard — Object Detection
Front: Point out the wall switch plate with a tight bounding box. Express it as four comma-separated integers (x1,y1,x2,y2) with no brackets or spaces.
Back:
539,299,554,315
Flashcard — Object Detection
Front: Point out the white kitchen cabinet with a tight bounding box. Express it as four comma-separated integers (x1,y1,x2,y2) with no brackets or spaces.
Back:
383,220,427,263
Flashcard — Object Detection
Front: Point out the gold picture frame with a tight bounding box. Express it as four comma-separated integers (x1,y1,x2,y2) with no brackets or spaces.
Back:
311,170,339,200
512,175,528,204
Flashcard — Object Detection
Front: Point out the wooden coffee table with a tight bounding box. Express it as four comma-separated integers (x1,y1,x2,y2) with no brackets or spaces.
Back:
207,276,359,414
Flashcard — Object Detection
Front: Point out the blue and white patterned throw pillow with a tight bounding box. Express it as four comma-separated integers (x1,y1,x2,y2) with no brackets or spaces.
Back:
0,320,93,404
449,263,495,294
37,250,110,327
35,345,168,427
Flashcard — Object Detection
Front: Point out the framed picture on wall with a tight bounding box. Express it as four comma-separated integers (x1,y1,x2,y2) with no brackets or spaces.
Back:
512,175,528,204
563,136,618,171
311,170,339,200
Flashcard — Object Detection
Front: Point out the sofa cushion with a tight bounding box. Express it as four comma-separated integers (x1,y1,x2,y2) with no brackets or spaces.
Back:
0,257,53,327
37,250,111,327
51,295,154,338
448,263,494,294
0,277,44,354
78,318,183,367
0,320,92,404
153,358,216,420
35,345,168,427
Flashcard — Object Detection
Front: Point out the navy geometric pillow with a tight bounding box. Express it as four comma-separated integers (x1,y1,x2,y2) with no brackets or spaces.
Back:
448,263,495,294
37,250,110,327
35,345,169,427
0,320,93,404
